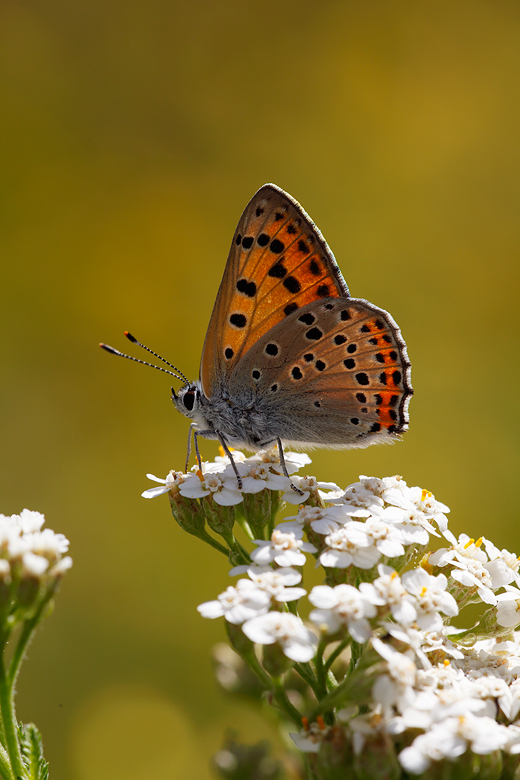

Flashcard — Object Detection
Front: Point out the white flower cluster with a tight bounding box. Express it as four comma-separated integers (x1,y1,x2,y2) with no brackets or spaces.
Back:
148,451,520,776
143,449,335,505
0,509,72,580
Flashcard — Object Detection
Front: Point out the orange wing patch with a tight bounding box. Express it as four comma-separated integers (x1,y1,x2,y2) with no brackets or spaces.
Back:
200,185,350,397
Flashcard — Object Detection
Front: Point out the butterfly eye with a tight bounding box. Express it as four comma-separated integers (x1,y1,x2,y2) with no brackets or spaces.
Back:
182,390,196,412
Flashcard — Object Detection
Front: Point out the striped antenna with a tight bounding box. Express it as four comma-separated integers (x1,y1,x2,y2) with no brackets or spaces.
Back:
99,332,189,386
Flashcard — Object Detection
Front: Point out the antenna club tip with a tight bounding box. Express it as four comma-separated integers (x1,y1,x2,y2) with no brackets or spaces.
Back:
100,343,119,355
125,331,137,343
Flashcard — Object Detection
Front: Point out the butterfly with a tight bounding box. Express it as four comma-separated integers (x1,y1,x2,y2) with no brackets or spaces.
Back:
101,184,412,490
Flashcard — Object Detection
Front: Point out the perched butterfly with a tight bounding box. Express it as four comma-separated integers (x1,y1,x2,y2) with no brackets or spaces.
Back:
101,184,412,489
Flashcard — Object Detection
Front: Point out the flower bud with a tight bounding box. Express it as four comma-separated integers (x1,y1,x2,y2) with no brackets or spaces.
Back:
459,605,516,643
352,731,400,780
0,565,12,613
202,496,236,540
314,725,354,780
429,749,503,780
262,642,293,677
226,621,255,658
16,574,42,606
241,491,272,539
168,484,207,538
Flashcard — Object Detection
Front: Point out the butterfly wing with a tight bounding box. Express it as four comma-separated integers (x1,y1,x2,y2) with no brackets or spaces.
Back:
227,297,413,448
200,184,349,399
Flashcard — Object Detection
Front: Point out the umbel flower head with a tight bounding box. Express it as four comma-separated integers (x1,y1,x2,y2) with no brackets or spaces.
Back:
0,509,72,618
145,448,520,779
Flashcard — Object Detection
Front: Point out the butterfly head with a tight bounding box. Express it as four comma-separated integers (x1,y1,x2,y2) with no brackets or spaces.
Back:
171,381,203,421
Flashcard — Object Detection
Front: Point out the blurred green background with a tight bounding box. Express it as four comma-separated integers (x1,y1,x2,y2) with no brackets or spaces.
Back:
2,0,520,777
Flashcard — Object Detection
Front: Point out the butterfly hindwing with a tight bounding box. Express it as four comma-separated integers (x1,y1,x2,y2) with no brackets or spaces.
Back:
200,184,349,398
228,297,412,448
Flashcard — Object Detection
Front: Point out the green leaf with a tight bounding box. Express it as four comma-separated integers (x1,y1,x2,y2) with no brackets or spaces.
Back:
18,723,49,780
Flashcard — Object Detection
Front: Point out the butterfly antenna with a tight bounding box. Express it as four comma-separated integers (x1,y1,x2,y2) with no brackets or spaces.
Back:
123,332,191,385
99,333,190,386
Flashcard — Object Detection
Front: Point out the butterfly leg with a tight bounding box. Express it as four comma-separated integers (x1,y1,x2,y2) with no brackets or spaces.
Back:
216,433,243,490
192,427,207,474
185,423,199,473
276,438,304,496
191,425,218,472
190,428,243,490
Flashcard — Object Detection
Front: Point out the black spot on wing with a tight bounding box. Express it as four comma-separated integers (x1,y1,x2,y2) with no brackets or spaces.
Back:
236,278,257,297
270,239,285,253
230,313,247,328
268,261,287,278
283,276,301,294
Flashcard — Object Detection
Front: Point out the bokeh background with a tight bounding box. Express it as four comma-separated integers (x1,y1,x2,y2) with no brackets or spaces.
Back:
2,1,520,777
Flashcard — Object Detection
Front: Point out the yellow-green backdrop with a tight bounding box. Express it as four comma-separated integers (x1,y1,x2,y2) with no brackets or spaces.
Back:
2,1,520,778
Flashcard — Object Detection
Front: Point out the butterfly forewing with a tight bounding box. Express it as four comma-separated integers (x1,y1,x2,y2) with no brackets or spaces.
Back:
200,184,349,398
228,298,412,448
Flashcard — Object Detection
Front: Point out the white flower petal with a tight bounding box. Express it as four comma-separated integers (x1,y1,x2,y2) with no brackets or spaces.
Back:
141,485,172,499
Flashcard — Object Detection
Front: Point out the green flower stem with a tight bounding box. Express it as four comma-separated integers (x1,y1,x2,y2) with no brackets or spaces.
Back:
199,530,229,555
348,640,363,676
315,640,328,696
309,645,379,719
293,662,321,698
0,633,10,752
241,652,303,726
226,537,250,566
324,636,352,674
0,589,58,780
268,493,282,536
9,610,46,691
303,756,319,780
308,671,359,720
286,600,298,616
0,660,23,779
313,642,337,725
271,677,304,727
240,650,273,688
235,514,254,541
